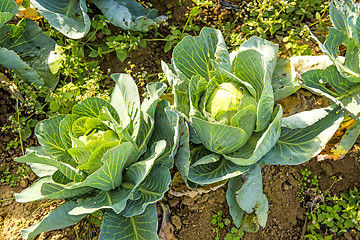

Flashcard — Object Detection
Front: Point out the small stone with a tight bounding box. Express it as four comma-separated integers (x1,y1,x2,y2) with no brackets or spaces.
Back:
20,179,28,188
168,198,180,208
182,196,194,206
171,215,182,230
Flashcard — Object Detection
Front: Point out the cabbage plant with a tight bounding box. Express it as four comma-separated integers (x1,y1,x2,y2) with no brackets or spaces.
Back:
0,0,59,88
15,74,179,240
303,0,360,158
162,27,344,231
29,0,167,39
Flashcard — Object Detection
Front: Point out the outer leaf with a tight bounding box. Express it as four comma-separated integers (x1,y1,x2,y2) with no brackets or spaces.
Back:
121,140,167,190
74,142,137,191
30,0,90,39
72,97,120,122
59,114,79,149
224,105,282,166
302,65,360,117
122,164,171,217
110,74,140,138
21,201,87,240
173,27,230,81
35,115,74,165
15,176,91,202
147,100,179,168
0,0,17,28
235,165,263,214
68,188,131,215
100,204,158,240
261,107,344,165
93,0,166,32
232,49,274,132
272,58,301,101
0,20,59,88
231,36,279,78
173,118,198,189
188,153,250,185
226,175,244,227
161,61,191,117
15,152,86,182
191,116,248,155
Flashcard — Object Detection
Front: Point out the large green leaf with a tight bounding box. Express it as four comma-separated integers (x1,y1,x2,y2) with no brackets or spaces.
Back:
15,152,86,182
30,0,90,39
74,142,137,191
35,115,74,165
99,204,158,240
162,61,191,117
68,188,131,215
147,100,179,168
223,105,282,166
121,140,167,189
15,176,91,202
122,164,171,217
0,0,17,28
188,153,250,185
231,36,279,78
173,27,231,81
226,165,268,229
110,74,141,139
232,49,274,132
21,201,87,240
191,116,248,155
173,119,198,189
93,0,166,32
272,58,301,101
72,97,120,122
261,107,344,165
302,65,360,117
0,20,59,88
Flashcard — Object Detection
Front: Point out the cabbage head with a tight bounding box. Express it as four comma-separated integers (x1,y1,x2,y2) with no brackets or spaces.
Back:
14,74,179,240
162,27,344,232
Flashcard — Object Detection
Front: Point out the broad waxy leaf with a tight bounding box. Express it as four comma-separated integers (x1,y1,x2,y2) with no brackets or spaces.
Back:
68,188,131,215
173,27,231,81
232,49,274,132
93,0,166,32
224,105,282,166
0,19,59,88
35,115,74,165
100,204,158,240
226,165,268,229
188,153,250,185
15,152,86,182
0,0,17,28
74,142,137,191
15,176,91,202
332,121,360,158
110,74,141,139
30,0,90,39
73,97,120,122
262,107,344,165
122,164,171,217
21,201,87,240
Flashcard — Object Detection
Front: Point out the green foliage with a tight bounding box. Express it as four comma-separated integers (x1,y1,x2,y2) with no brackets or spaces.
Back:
239,0,330,38
14,74,179,240
305,187,360,239
296,168,320,203
0,164,31,187
211,211,245,240
164,27,343,233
